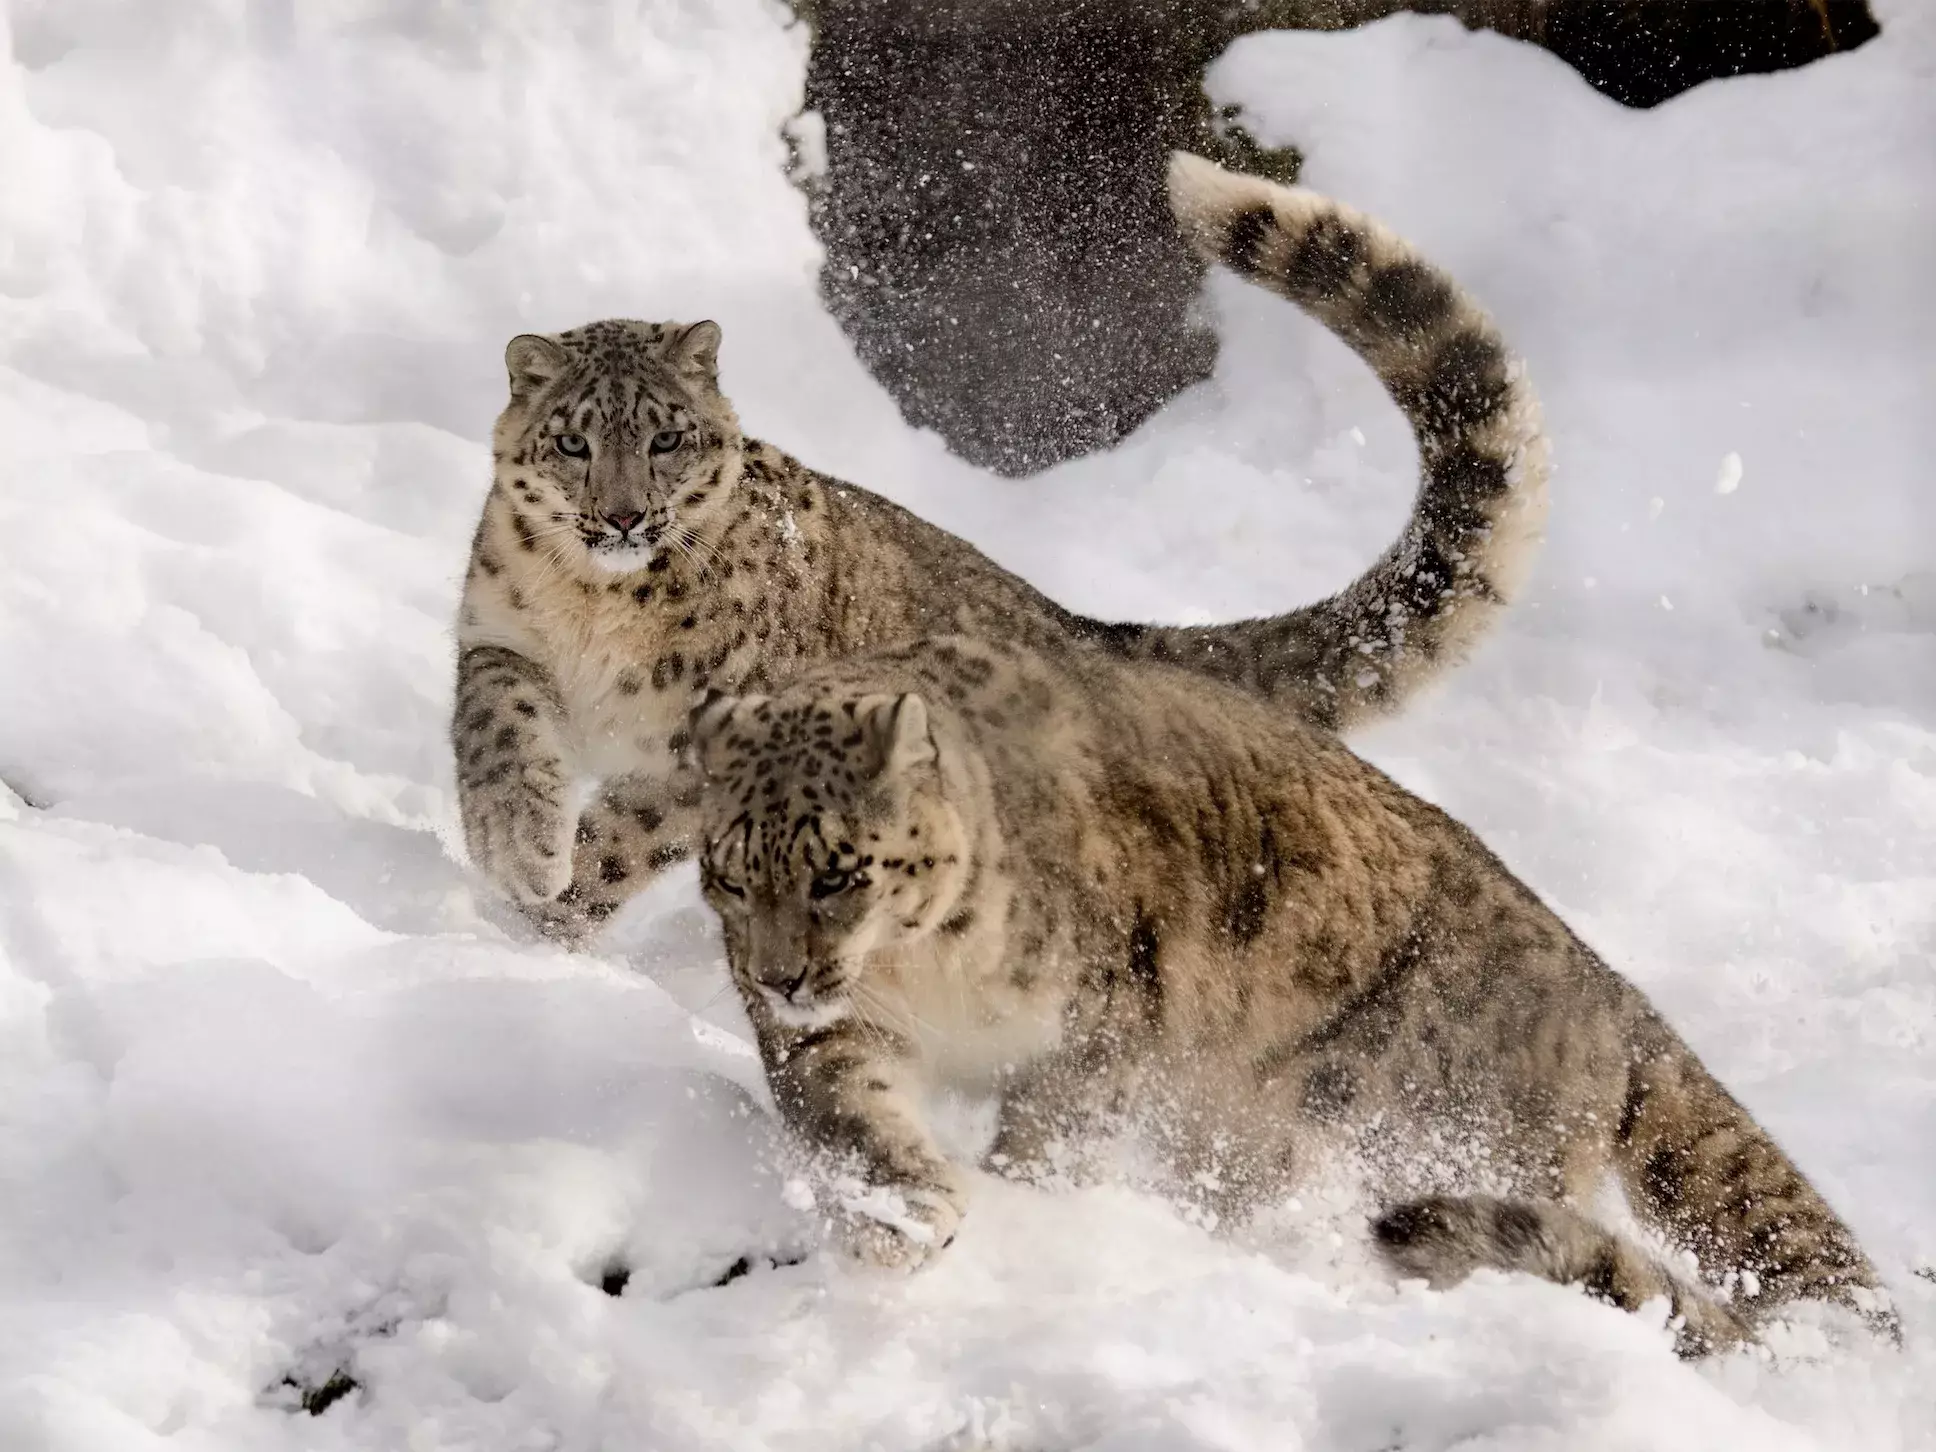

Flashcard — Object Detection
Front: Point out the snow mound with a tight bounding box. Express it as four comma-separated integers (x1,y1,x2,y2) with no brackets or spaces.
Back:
1,1,1932,1446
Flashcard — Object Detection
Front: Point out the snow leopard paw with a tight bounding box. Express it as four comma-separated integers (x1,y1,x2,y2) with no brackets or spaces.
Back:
837,1182,963,1273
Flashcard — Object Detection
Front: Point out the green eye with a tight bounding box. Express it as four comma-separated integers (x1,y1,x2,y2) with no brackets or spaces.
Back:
555,433,589,458
649,429,683,455
809,869,851,900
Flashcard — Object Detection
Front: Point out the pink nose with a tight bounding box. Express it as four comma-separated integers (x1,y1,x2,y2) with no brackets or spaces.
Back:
605,511,644,534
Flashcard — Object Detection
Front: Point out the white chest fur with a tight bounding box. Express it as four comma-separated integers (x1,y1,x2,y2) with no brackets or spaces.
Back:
462,553,690,783
871,937,1065,1089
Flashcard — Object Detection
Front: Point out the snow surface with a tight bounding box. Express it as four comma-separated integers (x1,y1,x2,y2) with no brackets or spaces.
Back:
2,1,1933,1447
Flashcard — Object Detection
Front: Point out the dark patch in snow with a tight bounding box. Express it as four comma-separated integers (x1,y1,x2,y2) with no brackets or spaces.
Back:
0,774,49,810
786,0,1875,475
280,1368,361,1417
712,1249,808,1287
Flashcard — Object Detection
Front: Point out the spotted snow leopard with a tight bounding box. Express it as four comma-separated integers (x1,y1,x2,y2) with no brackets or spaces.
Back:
453,152,1548,943
682,627,1895,1357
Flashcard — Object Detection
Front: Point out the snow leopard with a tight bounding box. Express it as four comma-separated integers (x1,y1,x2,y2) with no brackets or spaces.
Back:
453,154,1548,943
683,632,1896,1357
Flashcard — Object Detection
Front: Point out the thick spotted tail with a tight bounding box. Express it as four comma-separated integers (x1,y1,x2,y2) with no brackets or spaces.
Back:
1375,1030,1898,1356
1373,1194,1752,1358
1096,152,1551,733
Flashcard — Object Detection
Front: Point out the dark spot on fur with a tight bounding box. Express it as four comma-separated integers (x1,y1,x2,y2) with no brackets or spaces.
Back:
1222,822,1279,945
645,842,690,871
1579,1247,1625,1307
1301,1062,1359,1121
1642,1145,1689,1217
652,652,686,690
1399,328,1511,435
1221,204,1275,277
1301,920,1427,1057
1492,1202,1544,1256
1282,214,1364,301
1617,1075,1648,1145
599,855,628,885
1079,618,1149,654
1126,910,1162,1022
1371,1200,1443,1249
1361,259,1456,341
1426,439,1513,510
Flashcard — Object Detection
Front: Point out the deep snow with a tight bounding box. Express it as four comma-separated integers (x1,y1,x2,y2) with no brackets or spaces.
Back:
1,1,1933,1448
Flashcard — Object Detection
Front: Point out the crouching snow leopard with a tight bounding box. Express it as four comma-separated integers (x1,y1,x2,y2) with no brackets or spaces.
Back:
684,633,1898,1357
452,155,1548,940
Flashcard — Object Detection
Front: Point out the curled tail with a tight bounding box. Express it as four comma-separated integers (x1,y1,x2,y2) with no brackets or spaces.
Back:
1088,152,1551,733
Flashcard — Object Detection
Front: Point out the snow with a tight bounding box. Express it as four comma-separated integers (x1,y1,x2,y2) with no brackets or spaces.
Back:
2,0,1933,1446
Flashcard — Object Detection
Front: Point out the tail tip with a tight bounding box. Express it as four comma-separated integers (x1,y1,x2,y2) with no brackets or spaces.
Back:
1166,150,1279,254
1164,149,1226,203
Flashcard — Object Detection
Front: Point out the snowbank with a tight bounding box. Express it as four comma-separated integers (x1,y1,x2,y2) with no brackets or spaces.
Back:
0,0,1931,1446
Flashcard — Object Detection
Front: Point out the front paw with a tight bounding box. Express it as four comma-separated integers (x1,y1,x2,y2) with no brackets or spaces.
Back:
517,884,605,947
835,1182,964,1272
461,768,575,907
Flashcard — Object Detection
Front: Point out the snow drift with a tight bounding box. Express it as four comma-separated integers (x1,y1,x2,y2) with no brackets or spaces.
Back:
0,1,1932,1447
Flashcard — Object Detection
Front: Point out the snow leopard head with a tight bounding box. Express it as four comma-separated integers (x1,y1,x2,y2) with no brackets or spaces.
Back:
492,318,743,575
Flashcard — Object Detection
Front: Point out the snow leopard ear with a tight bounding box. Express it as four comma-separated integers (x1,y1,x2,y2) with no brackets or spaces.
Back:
688,689,755,746
504,334,567,400
667,320,722,379
689,689,762,762
859,693,935,777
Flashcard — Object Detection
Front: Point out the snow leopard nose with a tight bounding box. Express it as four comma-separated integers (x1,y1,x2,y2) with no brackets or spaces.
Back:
759,964,811,1002
604,510,645,536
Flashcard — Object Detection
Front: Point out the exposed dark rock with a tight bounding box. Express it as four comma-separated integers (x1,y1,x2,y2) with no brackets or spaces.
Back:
786,0,1877,476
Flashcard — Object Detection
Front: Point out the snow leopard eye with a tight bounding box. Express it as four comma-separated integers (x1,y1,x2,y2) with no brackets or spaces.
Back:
554,433,589,458
649,429,683,455
810,868,864,900
701,859,745,900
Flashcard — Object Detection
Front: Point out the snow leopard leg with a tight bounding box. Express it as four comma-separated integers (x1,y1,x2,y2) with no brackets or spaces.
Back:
453,645,575,907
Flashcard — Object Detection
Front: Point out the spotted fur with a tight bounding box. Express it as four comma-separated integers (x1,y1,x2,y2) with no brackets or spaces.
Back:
686,640,1895,1354
453,155,1549,939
